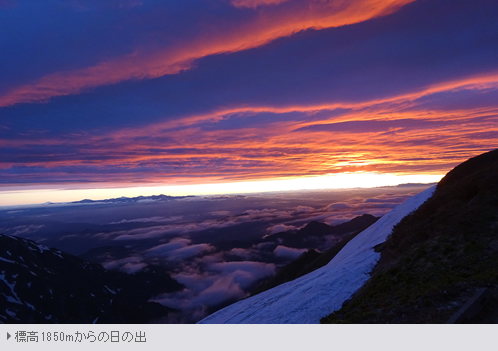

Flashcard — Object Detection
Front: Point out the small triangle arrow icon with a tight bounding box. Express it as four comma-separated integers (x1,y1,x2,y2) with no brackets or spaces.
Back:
7,332,11,340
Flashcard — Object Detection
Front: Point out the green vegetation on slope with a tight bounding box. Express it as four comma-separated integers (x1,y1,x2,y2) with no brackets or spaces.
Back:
321,149,498,323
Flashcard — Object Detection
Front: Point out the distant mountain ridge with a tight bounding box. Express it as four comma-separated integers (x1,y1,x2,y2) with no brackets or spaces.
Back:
72,194,194,204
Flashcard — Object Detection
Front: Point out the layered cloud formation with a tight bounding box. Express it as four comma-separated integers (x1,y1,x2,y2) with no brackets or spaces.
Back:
1,0,497,190
0,185,430,321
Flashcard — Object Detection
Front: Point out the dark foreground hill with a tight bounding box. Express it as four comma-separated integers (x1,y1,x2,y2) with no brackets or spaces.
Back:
0,234,183,323
322,149,498,323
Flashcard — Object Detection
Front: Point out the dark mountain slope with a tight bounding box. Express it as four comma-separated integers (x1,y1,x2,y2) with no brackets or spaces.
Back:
262,214,378,249
0,234,183,323
252,214,379,295
322,149,498,323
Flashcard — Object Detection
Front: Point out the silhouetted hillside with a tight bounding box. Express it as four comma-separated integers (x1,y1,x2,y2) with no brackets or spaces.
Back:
322,149,498,323
0,234,183,323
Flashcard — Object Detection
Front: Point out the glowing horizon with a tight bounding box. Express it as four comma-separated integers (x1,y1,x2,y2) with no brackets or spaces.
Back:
0,172,443,207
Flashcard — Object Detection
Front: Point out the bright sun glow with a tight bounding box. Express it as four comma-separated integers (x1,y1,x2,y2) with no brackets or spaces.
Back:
0,172,444,207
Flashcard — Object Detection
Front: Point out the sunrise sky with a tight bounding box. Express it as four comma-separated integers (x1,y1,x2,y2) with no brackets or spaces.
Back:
1,0,497,205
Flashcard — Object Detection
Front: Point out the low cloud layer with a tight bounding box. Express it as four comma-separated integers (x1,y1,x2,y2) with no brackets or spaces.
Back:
146,238,215,261
266,224,297,235
102,256,147,274
273,245,307,260
152,259,276,322
111,216,183,224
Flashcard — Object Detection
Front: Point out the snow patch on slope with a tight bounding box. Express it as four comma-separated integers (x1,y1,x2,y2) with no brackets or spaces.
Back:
199,186,435,324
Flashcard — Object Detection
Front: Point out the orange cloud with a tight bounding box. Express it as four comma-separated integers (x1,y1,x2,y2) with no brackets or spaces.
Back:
3,72,497,189
97,71,498,143
0,0,415,107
